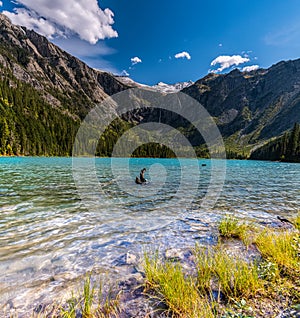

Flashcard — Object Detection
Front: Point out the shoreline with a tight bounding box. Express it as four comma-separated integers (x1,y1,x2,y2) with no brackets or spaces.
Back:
0,155,299,164
3,214,299,317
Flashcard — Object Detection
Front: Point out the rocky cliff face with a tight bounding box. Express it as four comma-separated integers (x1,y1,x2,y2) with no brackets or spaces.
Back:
0,12,299,157
0,13,134,156
0,13,129,119
183,61,300,147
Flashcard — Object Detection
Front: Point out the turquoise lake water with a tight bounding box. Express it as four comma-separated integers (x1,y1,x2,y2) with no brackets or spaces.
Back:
0,157,299,312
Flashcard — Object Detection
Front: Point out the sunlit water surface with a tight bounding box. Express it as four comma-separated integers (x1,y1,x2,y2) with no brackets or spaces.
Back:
0,157,299,313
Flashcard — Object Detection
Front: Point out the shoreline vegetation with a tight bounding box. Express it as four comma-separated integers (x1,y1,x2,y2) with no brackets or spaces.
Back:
0,68,299,163
6,214,299,318
0,154,300,164
0,13,300,164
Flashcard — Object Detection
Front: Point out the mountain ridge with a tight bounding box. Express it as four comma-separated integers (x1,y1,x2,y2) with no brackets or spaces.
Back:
182,61,300,150
115,76,193,93
0,13,299,159
0,13,129,118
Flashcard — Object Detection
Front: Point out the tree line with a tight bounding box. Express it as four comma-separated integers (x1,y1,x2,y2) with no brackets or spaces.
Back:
0,73,207,158
250,123,300,162
1,72,299,161
0,75,79,156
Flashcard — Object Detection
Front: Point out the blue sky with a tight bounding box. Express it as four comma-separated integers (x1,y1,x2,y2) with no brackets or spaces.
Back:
1,0,300,85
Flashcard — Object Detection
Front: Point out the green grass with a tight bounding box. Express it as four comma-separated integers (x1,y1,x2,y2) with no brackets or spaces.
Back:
255,229,300,277
144,252,214,318
60,275,120,318
142,217,299,317
143,245,262,317
82,275,95,317
212,248,262,299
193,246,214,294
218,215,255,247
195,245,262,300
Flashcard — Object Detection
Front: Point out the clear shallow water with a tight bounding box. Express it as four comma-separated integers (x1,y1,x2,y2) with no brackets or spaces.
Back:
0,157,299,313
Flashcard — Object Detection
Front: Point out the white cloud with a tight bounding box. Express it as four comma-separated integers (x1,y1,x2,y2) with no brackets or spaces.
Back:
175,51,191,60
131,56,142,65
4,8,58,38
210,55,250,72
218,43,223,47
242,65,259,72
0,2,3,7
3,0,118,44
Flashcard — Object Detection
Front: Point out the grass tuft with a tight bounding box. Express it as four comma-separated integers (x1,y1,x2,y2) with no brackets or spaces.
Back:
82,275,95,317
144,252,214,318
255,229,300,277
195,245,262,300
218,215,255,247
144,245,262,318
194,245,214,295
60,275,120,318
212,248,262,299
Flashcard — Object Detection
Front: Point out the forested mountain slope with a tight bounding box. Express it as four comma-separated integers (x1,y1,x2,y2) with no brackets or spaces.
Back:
250,123,300,162
0,13,299,160
0,13,129,155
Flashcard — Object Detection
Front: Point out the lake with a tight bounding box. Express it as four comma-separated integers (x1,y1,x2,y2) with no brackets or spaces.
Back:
0,157,299,313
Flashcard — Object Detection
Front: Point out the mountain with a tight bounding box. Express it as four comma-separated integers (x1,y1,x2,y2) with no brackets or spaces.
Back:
115,76,193,93
0,13,129,155
151,81,193,93
182,63,300,157
0,13,299,159
250,123,300,162
119,64,300,158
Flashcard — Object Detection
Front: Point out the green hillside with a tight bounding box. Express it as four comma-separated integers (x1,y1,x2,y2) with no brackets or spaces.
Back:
250,123,300,162
0,74,79,156
0,13,300,161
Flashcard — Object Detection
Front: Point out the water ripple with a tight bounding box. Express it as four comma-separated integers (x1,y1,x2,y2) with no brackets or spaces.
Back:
0,157,299,313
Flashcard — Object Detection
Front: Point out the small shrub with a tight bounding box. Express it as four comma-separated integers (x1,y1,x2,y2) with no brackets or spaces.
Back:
219,215,240,238
257,261,279,281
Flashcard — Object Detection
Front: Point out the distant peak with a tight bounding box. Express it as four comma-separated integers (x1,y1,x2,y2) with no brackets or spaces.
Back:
152,80,194,93
115,77,194,93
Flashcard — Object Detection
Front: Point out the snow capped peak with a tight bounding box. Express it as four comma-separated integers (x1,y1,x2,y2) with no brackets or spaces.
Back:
152,80,193,93
115,76,193,93
157,82,168,86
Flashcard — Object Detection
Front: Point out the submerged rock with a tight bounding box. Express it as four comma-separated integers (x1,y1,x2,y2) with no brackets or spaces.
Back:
113,252,139,266
164,248,193,262
125,252,138,265
3,299,15,312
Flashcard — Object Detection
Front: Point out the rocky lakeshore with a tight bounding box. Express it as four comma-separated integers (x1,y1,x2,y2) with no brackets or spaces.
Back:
3,214,299,318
